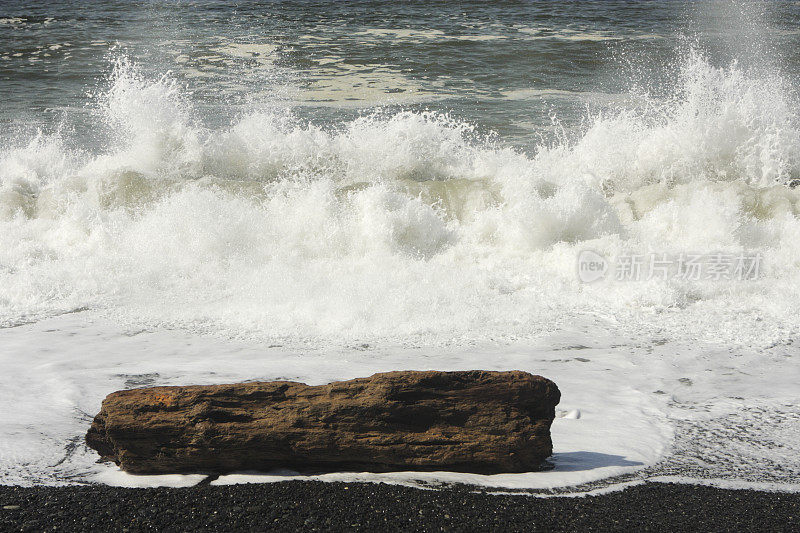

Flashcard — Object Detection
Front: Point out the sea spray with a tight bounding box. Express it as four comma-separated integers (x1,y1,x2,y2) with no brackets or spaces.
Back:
1,51,799,347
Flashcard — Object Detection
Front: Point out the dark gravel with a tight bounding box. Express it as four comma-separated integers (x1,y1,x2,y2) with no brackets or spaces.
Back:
1,480,798,532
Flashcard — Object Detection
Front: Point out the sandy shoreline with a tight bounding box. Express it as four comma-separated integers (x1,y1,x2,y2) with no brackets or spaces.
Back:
1,480,798,532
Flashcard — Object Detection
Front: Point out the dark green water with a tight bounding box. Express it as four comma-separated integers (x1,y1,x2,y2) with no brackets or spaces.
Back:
2,1,799,148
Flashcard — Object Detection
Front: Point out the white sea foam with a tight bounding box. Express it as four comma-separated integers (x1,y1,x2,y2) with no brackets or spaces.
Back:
2,50,800,489
1,51,799,346
354,28,507,42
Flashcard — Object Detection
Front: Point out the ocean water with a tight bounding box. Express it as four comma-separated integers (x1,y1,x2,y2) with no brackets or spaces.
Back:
2,0,800,492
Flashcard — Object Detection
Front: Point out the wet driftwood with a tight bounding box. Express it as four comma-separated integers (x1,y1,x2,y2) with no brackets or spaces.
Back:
86,370,560,474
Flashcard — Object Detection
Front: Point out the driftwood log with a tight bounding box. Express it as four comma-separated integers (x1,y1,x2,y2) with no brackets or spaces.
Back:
86,370,560,474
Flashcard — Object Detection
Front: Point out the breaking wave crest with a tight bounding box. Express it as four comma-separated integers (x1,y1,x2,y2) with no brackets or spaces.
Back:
2,52,800,346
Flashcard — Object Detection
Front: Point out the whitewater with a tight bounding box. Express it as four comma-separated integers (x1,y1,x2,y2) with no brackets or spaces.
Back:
2,8,800,491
